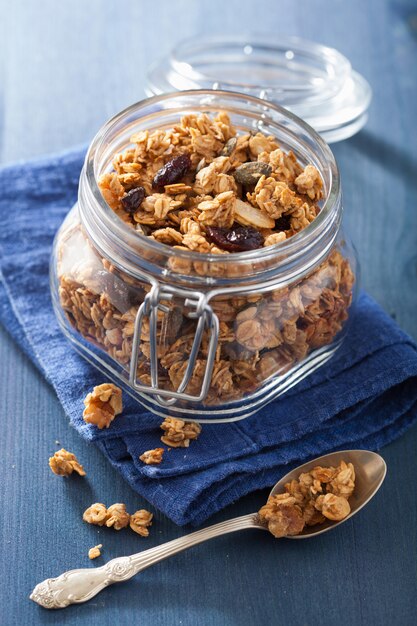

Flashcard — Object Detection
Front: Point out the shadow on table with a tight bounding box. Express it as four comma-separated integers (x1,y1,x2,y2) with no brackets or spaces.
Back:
347,130,417,193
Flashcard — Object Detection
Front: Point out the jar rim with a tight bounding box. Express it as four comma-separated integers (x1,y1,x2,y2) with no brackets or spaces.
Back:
81,89,341,285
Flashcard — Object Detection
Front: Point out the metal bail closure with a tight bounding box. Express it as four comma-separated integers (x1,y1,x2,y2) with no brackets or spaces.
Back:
129,284,219,406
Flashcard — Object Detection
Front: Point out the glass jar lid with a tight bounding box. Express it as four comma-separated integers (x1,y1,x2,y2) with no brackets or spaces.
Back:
146,35,372,143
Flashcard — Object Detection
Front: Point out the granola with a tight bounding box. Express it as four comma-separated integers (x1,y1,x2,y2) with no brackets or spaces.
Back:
83,503,108,526
57,112,355,408
49,448,86,477
258,460,355,538
129,509,153,537
105,503,130,530
83,503,153,537
160,417,201,448
88,544,102,560
96,112,322,252
139,448,164,465
83,383,123,429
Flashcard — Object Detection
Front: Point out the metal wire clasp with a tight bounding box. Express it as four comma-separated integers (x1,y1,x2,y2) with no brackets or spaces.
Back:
129,284,219,406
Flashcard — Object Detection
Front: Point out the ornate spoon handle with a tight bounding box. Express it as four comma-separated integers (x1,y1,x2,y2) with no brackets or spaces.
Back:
30,513,265,609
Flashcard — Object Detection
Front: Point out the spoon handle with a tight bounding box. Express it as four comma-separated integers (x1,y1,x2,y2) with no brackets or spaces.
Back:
30,513,265,609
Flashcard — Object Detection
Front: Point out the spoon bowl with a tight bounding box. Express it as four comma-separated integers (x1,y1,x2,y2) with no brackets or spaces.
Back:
269,449,387,538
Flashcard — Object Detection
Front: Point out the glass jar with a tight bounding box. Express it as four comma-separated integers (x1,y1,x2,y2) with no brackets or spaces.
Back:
146,35,372,143
50,90,359,423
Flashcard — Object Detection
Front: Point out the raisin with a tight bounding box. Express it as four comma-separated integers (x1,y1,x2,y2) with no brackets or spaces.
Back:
152,154,191,190
121,187,145,213
206,225,264,252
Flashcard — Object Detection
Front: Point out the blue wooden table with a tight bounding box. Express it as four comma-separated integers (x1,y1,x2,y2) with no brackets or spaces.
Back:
1,1,416,624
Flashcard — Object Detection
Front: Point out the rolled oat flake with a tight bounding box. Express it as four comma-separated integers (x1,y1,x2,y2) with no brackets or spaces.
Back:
146,34,372,143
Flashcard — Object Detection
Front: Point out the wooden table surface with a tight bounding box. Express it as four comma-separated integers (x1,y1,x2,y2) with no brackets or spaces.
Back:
1,1,416,625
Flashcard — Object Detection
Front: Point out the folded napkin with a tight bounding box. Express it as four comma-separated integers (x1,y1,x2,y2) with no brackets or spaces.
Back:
1,148,417,526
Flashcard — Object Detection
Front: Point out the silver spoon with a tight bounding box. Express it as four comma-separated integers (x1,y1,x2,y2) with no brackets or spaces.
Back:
30,449,386,609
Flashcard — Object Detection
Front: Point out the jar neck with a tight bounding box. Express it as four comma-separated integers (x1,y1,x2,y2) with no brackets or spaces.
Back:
78,90,342,292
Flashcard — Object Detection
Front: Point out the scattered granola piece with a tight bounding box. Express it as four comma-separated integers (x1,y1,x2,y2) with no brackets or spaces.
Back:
88,544,102,560
130,510,153,537
105,503,130,530
140,448,164,465
49,448,86,477
83,383,123,429
160,417,202,448
83,503,108,526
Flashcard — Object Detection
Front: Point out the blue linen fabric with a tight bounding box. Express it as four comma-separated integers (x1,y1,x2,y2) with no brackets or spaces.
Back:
1,148,417,527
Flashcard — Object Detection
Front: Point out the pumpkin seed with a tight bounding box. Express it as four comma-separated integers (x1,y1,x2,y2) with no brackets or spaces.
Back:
221,137,237,157
233,161,272,185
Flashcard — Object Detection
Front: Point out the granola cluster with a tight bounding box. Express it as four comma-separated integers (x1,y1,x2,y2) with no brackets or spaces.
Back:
139,418,202,464
258,460,355,538
83,502,153,537
83,383,123,429
139,448,164,465
49,448,86,477
160,417,202,448
57,112,354,406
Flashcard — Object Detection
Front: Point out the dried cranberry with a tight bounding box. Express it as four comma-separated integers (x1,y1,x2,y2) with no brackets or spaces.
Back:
206,225,264,252
152,154,191,190
121,187,145,213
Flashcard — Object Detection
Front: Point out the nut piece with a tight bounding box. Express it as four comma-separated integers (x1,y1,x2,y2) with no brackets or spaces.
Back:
83,383,123,429
130,510,153,537
315,493,351,521
234,198,275,229
160,417,202,448
49,448,86,477
139,448,164,465
258,493,305,538
83,503,108,526
105,503,130,530
88,544,102,560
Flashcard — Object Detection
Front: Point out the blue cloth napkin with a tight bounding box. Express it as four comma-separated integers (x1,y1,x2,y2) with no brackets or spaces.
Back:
1,148,417,526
